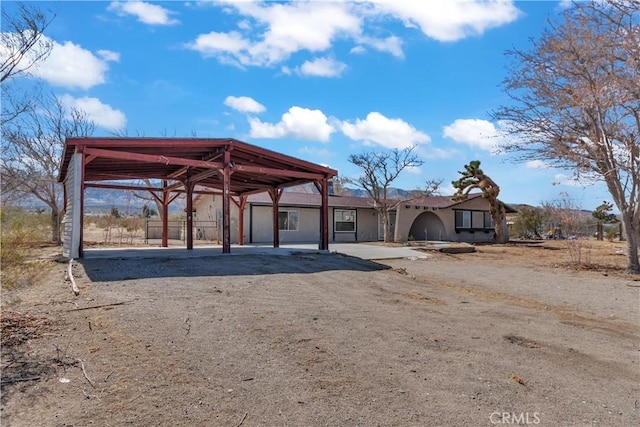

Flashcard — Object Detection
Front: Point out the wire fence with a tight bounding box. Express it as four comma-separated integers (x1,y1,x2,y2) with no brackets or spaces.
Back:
144,220,219,243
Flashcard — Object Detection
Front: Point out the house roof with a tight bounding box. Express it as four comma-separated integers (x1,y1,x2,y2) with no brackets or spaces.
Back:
247,192,375,208
406,193,484,208
244,191,518,212
58,137,337,196
409,193,518,213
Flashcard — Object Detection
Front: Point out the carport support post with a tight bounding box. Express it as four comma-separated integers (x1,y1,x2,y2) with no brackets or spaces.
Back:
269,188,283,248
222,150,232,254
185,182,195,250
162,180,169,248
320,178,329,250
232,195,248,246
314,179,330,251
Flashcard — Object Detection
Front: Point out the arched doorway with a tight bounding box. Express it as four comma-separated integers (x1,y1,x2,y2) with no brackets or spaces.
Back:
409,212,446,241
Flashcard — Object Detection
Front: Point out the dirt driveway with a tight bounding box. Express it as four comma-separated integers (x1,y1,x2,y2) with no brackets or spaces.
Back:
2,241,639,426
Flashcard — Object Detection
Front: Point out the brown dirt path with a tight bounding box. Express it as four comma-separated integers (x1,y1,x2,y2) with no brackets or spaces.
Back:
1,243,639,426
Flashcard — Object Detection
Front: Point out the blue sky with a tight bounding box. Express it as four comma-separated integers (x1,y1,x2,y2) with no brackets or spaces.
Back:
2,0,614,210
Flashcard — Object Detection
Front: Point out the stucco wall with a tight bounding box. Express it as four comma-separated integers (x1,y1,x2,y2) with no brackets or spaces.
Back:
394,196,496,243
250,205,321,243
355,208,379,242
193,194,382,244
194,194,245,243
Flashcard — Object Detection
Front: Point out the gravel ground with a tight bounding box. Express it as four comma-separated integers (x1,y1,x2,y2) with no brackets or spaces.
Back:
1,241,639,426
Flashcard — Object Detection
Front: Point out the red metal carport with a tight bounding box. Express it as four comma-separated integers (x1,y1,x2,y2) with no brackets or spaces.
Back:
58,137,337,258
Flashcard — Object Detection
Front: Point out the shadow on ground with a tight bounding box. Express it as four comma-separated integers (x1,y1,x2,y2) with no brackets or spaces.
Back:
78,252,389,282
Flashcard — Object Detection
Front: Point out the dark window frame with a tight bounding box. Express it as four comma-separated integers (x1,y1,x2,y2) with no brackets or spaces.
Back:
334,209,356,233
278,210,299,231
454,208,493,232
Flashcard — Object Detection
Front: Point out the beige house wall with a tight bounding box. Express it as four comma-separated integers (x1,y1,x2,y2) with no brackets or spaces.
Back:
195,193,504,245
251,205,320,243
251,206,380,243
194,194,244,243
394,196,501,243
194,194,379,244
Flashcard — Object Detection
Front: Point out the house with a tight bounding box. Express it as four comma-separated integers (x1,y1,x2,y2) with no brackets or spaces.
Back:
193,189,515,244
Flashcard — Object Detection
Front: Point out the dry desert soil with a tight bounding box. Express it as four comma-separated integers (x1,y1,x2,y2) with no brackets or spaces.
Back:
1,240,639,426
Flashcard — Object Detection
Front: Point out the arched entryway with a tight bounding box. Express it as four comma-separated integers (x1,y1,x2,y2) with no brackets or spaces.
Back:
409,212,446,241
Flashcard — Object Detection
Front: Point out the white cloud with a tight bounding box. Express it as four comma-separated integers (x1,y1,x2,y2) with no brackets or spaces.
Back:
298,57,347,77
350,45,367,54
58,94,127,130
97,50,120,62
525,160,549,169
298,146,335,159
442,119,510,153
340,111,430,149
552,173,599,188
28,37,118,90
224,95,266,113
440,182,457,196
356,35,403,58
108,1,180,26
0,33,116,90
552,173,584,187
188,1,363,67
187,31,249,61
420,146,457,159
365,0,521,42
405,165,423,175
187,0,520,70
249,106,335,142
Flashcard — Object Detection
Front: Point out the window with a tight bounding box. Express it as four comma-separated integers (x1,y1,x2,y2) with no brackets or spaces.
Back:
335,209,356,232
278,210,299,231
483,212,494,228
455,210,472,228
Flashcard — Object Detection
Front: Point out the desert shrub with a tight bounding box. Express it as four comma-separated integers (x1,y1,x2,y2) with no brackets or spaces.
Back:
512,206,546,239
91,213,145,245
1,206,49,290
605,227,618,242
565,239,592,267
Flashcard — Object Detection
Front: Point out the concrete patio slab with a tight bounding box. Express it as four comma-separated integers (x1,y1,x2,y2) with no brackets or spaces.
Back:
81,242,431,261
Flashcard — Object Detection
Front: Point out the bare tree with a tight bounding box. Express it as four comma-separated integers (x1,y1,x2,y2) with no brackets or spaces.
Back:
1,2,54,82
1,2,55,124
452,160,509,243
494,0,640,273
1,94,95,243
541,192,590,238
348,146,439,242
329,176,354,196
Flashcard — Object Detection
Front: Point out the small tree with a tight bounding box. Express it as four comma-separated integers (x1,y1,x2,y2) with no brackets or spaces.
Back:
452,160,509,243
592,201,618,240
513,206,546,239
142,204,157,218
348,146,438,242
1,94,95,243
